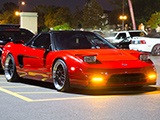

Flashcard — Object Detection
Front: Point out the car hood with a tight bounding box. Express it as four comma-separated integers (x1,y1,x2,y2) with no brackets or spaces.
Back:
58,49,152,69
65,49,138,61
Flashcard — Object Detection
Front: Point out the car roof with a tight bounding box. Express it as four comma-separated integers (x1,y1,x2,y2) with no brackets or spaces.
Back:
48,30,93,34
0,24,20,28
0,24,34,34
115,30,145,33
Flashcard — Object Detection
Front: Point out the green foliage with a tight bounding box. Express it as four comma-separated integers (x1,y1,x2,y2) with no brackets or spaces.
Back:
2,2,18,13
0,1,107,31
52,23,71,31
0,2,19,24
44,6,72,28
0,11,19,24
147,12,160,29
82,0,106,29
72,7,83,29
41,27,49,33
108,0,160,28
32,5,47,32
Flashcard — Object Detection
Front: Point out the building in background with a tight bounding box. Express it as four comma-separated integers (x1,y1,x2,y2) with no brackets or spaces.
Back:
20,12,38,34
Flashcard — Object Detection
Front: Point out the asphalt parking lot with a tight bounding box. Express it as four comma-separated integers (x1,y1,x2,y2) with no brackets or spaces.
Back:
1,62,160,120
0,71,159,103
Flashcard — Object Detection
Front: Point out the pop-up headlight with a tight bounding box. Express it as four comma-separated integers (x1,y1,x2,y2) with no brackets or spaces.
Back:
139,54,150,63
84,55,96,63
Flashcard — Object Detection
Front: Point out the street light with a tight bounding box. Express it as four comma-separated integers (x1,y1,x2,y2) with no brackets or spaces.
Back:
19,1,25,12
119,0,127,30
119,15,127,30
21,1,25,6
15,11,20,16
119,15,127,20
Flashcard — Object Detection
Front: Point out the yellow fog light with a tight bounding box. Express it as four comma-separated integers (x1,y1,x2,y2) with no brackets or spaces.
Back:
149,74,156,80
92,78,103,82
90,77,105,86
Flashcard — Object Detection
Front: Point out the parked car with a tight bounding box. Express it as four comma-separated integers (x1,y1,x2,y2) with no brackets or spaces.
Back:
112,37,131,49
129,32,160,55
105,30,148,44
0,24,34,69
1,31,157,92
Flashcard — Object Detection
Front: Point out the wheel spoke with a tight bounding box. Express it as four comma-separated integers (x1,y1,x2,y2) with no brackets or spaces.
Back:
53,60,69,91
5,55,14,80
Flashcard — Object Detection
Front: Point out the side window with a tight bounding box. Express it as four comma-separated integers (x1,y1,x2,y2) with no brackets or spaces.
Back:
116,33,126,39
33,34,51,49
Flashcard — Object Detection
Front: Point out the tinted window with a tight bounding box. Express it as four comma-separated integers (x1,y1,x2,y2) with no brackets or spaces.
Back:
32,34,51,49
129,32,146,37
54,32,116,50
116,33,126,39
0,29,34,43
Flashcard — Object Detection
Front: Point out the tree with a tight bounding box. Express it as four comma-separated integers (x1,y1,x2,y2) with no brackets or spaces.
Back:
107,0,131,26
82,0,106,29
147,12,160,29
54,7,72,26
107,0,125,9
108,0,160,27
52,23,71,30
0,11,19,24
0,2,19,24
44,6,72,28
2,2,19,13
72,7,83,29
44,6,60,28
32,5,48,32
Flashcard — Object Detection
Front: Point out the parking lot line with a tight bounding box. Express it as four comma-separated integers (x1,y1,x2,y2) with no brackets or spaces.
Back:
1,86,36,88
16,92,58,94
0,87,33,102
0,82,160,102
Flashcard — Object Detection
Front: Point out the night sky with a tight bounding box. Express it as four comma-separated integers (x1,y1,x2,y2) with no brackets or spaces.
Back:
0,0,113,12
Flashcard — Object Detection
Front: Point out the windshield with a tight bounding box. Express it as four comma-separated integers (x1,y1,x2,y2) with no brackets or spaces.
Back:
54,32,116,50
106,32,117,37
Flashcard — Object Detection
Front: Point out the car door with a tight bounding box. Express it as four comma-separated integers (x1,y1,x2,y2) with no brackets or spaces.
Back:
115,33,126,43
22,33,51,80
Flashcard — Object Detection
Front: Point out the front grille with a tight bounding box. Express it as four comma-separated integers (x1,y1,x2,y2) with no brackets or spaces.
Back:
107,73,146,84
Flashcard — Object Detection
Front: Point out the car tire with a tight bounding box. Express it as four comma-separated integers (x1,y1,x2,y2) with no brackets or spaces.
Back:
4,54,20,82
151,44,160,56
52,59,70,92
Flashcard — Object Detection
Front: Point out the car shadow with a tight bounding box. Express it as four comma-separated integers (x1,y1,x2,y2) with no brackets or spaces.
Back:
19,79,158,96
20,79,54,89
0,70,4,74
68,86,158,96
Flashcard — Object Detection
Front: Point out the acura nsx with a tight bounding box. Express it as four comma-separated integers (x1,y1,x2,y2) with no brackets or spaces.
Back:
1,31,157,91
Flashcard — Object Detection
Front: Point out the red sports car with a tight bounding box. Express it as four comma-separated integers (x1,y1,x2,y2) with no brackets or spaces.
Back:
1,31,157,91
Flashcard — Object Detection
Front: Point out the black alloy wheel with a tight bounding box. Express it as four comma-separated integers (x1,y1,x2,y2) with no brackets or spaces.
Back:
151,44,160,56
4,54,19,82
52,59,70,92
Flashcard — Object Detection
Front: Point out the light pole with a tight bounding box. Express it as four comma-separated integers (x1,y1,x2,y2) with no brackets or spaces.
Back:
18,1,25,12
119,0,127,30
128,0,136,30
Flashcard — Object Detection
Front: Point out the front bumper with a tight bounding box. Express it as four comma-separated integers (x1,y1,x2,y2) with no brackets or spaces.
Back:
69,65,157,88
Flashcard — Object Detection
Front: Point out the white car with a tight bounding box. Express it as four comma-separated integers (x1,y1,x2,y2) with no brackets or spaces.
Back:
105,30,148,43
129,33,160,55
